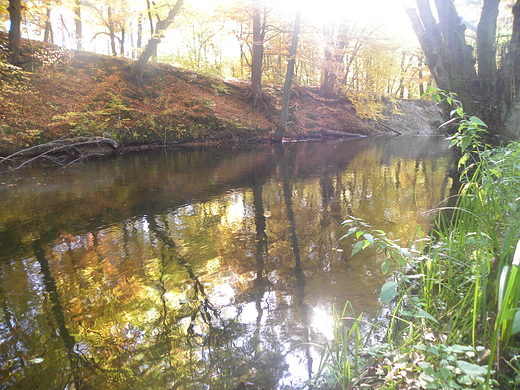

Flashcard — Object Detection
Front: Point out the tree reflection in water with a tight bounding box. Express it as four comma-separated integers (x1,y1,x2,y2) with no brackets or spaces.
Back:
0,136,454,389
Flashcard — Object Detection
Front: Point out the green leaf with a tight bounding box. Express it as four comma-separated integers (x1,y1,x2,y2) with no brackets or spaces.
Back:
380,281,398,303
469,116,487,127
396,254,408,267
512,310,520,334
458,153,469,167
450,345,472,353
351,240,366,256
439,366,452,380
339,227,357,240
381,258,391,274
363,233,374,244
461,136,472,151
414,308,438,323
455,360,488,377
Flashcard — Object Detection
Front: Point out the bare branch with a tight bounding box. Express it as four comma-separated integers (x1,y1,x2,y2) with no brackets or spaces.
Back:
0,136,118,174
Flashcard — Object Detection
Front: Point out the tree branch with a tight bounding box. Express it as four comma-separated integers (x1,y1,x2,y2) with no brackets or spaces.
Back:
0,136,118,173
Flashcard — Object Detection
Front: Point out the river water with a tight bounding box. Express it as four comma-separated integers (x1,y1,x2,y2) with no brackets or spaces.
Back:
0,136,453,389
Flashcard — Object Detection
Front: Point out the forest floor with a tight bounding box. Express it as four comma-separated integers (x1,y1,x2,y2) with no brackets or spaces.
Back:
0,32,443,157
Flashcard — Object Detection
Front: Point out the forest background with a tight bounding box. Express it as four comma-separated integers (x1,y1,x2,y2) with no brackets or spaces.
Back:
4,1,520,388
3,0,519,161
0,0,456,157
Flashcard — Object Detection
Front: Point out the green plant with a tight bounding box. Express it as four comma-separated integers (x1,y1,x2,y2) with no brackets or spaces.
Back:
310,89,520,389
414,343,492,389
424,86,488,168
305,303,371,390
340,145,520,387
487,239,520,385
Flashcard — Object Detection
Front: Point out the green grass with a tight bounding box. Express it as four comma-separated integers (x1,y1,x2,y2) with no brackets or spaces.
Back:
305,303,367,390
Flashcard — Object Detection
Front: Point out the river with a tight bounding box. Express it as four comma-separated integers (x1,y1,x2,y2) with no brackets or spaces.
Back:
0,135,453,389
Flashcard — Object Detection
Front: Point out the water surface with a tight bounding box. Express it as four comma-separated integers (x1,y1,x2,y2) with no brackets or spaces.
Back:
0,136,453,389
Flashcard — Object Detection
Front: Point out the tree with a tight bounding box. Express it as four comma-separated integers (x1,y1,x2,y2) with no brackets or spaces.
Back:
406,0,520,141
273,8,301,141
130,0,184,83
8,0,23,65
320,21,350,98
74,0,82,50
43,8,54,43
251,0,266,108
89,0,129,56
163,4,227,76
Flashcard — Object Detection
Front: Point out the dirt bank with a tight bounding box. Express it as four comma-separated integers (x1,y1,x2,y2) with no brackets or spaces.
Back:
0,33,443,158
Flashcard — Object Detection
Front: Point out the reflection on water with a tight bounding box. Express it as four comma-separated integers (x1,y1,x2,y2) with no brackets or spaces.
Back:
0,136,453,389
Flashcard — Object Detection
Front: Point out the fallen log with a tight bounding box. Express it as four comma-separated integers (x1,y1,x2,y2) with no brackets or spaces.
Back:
376,121,403,135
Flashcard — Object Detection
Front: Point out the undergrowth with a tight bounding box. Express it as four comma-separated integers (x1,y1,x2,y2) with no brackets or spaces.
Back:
309,88,520,389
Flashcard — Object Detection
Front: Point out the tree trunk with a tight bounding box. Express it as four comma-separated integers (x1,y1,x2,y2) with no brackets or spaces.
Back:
108,6,117,56
406,1,480,115
273,8,302,142
145,0,157,59
120,26,125,57
499,1,520,139
408,0,520,141
137,13,142,50
74,0,82,50
418,55,424,96
320,23,348,98
477,0,500,92
8,0,22,65
319,26,337,98
251,0,265,108
131,0,184,83
146,0,154,35
44,8,53,44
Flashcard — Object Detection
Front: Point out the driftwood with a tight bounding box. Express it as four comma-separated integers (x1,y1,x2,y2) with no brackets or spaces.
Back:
376,121,403,135
0,135,118,173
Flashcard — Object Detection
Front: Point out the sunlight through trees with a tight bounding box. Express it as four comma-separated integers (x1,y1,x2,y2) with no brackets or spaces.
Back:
3,0,430,120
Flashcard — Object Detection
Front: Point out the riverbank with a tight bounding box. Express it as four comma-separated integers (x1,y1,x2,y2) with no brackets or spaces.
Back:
312,136,520,389
0,33,442,160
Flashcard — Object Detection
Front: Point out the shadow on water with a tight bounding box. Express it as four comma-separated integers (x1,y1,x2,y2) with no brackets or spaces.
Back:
0,136,454,389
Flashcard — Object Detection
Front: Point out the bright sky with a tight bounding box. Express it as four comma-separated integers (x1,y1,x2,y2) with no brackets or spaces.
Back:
192,0,418,43
277,0,419,45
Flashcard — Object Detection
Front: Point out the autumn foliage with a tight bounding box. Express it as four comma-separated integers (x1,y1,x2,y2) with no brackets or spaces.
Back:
0,32,377,154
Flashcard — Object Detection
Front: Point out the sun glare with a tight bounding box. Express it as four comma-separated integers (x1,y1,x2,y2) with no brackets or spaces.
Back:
275,0,416,42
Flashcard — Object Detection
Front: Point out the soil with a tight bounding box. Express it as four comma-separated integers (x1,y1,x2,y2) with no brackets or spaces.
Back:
0,32,443,158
